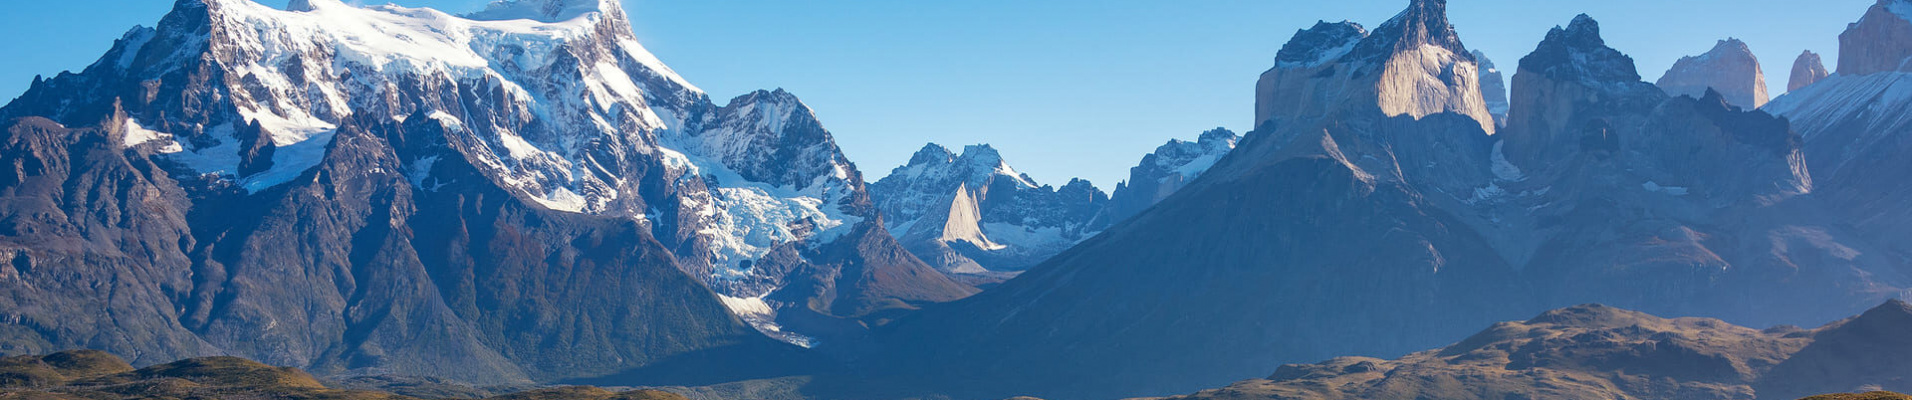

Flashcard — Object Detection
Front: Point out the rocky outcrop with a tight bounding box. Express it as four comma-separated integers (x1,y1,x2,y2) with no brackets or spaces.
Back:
1792,50,1831,91
1838,0,1912,75
1254,0,1496,135
1154,301,1912,400
1657,38,1770,108
870,144,1106,275
1095,128,1239,227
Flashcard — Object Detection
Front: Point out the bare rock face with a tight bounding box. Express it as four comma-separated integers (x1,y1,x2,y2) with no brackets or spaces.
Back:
1656,38,1770,109
1473,50,1510,125
1792,50,1831,91
1254,0,1496,134
1839,0,1912,75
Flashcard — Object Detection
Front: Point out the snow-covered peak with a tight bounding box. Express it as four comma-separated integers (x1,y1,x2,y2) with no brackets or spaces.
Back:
886,143,1035,189
908,143,957,166
466,0,619,23
1147,128,1239,179
1274,21,1367,68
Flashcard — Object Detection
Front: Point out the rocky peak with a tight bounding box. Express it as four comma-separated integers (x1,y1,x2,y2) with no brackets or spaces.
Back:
869,142,1106,274
1274,21,1367,67
1255,0,1493,133
1517,15,1642,85
907,143,952,164
1501,14,1661,176
1791,50,1831,91
1657,38,1770,108
1094,128,1239,228
1839,0,1912,75
1351,0,1470,62
1196,127,1239,145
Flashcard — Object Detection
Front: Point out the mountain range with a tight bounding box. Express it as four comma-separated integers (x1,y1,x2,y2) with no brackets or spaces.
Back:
0,0,975,386
875,1,1912,398
4,0,1912,399
867,129,1238,281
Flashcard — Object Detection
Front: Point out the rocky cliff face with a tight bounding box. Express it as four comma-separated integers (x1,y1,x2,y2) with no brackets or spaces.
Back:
1838,0,1912,75
1473,50,1511,125
869,144,1105,276
1657,38,1771,108
1095,128,1239,228
0,0,971,385
1793,50,1831,91
1153,301,1912,400
879,9,1903,400
1254,0,1496,135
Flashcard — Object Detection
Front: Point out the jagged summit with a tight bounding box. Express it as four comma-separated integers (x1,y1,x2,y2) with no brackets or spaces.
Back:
1095,127,1239,226
870,142,1106,275
1274,21,1366,67
1351,0,1471,62
1255,0,1494,133
1517,14,1642,84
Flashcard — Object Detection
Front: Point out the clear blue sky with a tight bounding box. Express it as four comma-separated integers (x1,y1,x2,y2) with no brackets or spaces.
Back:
0,0,1873,188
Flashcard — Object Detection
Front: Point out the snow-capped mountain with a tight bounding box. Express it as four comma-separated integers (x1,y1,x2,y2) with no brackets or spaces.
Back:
1096,128,1239,227
870,144,1106,276
0,0,973,384
1656,38,1770,109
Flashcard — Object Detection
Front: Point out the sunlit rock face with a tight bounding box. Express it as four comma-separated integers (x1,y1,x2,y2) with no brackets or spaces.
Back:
1791,50,1831,92
1838,0,1912,75
1656,38,1770,109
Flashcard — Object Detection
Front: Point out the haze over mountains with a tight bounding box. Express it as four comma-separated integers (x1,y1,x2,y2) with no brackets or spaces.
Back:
4,0,1912,399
